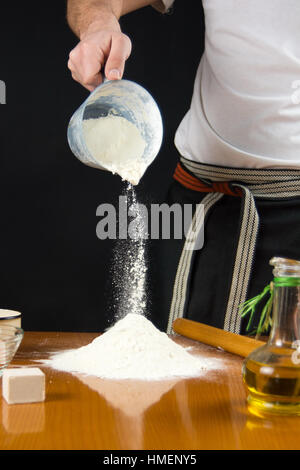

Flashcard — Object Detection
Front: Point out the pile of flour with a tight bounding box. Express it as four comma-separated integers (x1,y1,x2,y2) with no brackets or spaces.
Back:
83,115,147,185
46,314,221,380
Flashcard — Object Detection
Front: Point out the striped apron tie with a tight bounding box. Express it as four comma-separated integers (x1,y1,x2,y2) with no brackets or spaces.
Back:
167,156,300,335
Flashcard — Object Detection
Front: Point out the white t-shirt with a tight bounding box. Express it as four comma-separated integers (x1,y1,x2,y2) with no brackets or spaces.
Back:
159,0,300,169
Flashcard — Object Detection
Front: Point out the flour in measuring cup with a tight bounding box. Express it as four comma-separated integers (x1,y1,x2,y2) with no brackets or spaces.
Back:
82,115,147,185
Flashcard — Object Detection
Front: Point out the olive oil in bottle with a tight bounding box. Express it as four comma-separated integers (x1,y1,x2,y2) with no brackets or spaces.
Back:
243,257,300,415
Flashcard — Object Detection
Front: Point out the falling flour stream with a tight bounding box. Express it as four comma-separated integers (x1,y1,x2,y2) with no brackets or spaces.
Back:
110,182,148,321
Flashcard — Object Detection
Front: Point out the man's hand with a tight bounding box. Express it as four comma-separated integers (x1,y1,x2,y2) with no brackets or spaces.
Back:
67,0,161,91
68,11,132,91
67,0,162,90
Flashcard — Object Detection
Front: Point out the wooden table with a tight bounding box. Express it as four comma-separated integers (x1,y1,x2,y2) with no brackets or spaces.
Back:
0,331,300,450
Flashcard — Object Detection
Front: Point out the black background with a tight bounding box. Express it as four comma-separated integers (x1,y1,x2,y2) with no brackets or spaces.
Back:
0,1,204,332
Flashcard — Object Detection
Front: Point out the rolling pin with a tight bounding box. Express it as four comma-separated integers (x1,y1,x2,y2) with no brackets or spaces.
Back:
172,318,264,358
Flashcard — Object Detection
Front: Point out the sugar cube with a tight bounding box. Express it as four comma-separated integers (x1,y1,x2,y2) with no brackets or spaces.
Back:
2,367,45,404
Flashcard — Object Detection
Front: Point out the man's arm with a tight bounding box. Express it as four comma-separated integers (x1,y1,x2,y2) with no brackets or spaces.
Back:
67,0,163,91
67,0,159,36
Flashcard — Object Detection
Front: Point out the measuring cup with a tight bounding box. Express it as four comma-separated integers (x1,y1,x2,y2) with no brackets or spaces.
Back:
67,79,163,176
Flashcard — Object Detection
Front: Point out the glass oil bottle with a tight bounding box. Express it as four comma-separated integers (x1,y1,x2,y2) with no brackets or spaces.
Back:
243,257,300,415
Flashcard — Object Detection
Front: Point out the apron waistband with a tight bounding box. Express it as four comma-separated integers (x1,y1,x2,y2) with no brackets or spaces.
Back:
168,157,300,334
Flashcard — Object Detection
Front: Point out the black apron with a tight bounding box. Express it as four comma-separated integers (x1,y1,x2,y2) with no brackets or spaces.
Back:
149,156,300,336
